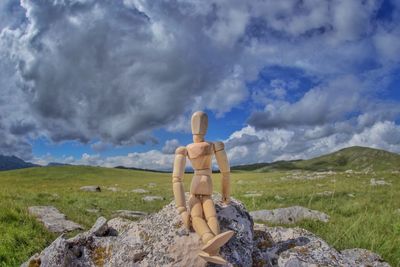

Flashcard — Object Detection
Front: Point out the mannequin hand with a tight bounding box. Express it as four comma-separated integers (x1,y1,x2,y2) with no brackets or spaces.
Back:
222,196,231,205
181,211,191,230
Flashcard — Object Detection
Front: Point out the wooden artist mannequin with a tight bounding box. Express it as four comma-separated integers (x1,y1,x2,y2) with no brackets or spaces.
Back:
172,111,234,265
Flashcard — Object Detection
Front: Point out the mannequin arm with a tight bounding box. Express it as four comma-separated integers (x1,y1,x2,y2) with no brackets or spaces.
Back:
172,146,190,229
214,142,231,204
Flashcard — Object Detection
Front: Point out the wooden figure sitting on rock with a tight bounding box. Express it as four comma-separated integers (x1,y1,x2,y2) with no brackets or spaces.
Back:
172,111,234,265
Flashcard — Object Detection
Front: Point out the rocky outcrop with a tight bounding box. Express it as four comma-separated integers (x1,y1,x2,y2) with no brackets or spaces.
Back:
28,206,82,233
253,224,390,266
250,206,329,224
23,197,390,267
340,248,390,267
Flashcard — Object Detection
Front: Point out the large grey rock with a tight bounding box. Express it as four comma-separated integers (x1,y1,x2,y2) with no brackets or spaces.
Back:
340,248,390,267
252,224,390,267
23,200,390,267
250,206,329,224
28,206,82,233
23,196,254,267
80,185,101,192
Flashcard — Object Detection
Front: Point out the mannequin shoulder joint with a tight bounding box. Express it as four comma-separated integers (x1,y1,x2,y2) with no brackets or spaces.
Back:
175,146,188,155
213,141,225,152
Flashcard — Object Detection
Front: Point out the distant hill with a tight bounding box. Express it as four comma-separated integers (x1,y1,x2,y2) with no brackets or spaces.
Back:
232,146,400,172
0,155,39,171
114,166,169,173
47,162,71,167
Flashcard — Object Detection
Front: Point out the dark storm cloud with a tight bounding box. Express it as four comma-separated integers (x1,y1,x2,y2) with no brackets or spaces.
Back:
2,0,248,152
1,0,400,164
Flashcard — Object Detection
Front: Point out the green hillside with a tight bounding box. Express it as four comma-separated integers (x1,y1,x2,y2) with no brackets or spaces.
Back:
232,146,400,172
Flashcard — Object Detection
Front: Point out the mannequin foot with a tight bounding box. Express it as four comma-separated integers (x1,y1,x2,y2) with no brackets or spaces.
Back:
201,230,234,254
198,251,227,265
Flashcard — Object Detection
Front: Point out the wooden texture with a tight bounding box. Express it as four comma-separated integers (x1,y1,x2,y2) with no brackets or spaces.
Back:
191,111,208,135
171,111,233,264
198,251,227,265
214,142,231,203
172,147,189,228
201,230,235,254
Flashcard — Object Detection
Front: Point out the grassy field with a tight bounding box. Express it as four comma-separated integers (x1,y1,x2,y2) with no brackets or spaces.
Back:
0,166,399,266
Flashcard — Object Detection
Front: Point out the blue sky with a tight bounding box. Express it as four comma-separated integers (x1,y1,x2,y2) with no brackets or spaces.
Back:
1,0,400,170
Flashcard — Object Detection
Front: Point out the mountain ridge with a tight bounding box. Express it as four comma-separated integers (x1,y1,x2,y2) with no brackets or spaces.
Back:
231,146,400,172
2,146,399,172
0,155,38,171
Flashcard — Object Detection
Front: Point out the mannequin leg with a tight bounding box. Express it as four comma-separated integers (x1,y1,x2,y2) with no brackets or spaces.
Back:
202,195,220,236
189,195,214,244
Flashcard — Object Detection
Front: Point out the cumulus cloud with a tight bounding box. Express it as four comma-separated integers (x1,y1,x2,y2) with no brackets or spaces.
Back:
1,0,400,165
162,139,180,154
31,119,400,170
226,120,400,166
1,0,250,151
34,150,175,170
248,75,363,128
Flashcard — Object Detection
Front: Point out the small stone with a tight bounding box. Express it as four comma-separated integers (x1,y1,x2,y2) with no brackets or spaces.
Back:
142,196,164,202
250,206,329,224
131,188,149,194
106,187,119,192
89,216,108,236
370,178,391,186
133,252,147,262
27,255,41,267
274,195,284,200
28,206,82,233
147,183,157,188
80,185,101,192
341,248,390,267
347,193,355,198
114,210,147,219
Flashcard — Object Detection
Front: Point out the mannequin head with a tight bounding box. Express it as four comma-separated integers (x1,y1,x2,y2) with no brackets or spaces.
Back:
191,111,208,143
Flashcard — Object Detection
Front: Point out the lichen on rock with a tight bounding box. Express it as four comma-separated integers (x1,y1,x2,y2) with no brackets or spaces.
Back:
22,196,391,267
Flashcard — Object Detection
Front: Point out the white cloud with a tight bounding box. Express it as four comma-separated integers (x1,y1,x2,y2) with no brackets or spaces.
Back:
162,139,180,154
248,75,363,128
0,0,399,165
225,120,400,166
31,120,400,170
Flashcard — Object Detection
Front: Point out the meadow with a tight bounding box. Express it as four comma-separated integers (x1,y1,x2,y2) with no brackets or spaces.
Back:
0,165,399,266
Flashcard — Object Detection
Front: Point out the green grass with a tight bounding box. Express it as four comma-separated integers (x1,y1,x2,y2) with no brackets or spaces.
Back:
0,166,399,266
